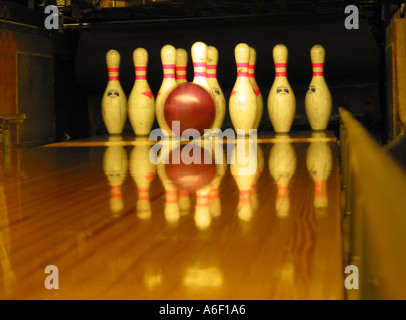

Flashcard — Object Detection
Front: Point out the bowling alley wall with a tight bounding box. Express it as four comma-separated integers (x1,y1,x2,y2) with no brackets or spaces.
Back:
75,14,383,139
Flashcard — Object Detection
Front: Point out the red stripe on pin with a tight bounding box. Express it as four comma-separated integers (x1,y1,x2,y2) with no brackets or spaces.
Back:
162,64,175,69
275,72,286,77
237,72,249,77
136,75,147,80
194,72,206,77
193,62,206,67
206,74,217,78
109,76,119,81
313,72,324,76
206,64,217,70
164,74,175,78
135,66,147,71
175,66,187,71
248,65,255,70
108,68,119,72
176,75,187,79
274,63,287,68
312,63,324,68
236,63,249,68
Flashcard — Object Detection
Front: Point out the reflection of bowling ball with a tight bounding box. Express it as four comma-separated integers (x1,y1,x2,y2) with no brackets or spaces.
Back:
165,145,216,192
164,83,215,137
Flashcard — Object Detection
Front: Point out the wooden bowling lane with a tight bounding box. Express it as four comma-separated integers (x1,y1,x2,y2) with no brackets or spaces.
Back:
0,132,343,299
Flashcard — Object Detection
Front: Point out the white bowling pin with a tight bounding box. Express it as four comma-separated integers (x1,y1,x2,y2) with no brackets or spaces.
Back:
229,43,258,136
249,47,263,130
267,44,296,134
206,46,226,133
128,48,155,136
103,136,128,217
306,132,332,213
101,49,127,135
268,135,297,218
175,48,188,84
191,42,217,135
305,45,332,131
155,45,178,137
230,137,258,221
130,139,156,220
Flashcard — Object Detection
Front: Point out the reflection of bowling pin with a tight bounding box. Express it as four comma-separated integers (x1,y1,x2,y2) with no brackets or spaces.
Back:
128,48,155,136
206,46,226,133
229,43,258,136
157,141,180,223
194,143,216,229
130,139,156,220
209,145,227,217
178,189,191,215
251,143,264,213
103,136,128,217
101,50,127,135
230,138,258,221
305,45,332,131
175,48,188,84
249,47,263,130
267,44,296,134
156,45,177,136
269,136,297,218
306,132,332,214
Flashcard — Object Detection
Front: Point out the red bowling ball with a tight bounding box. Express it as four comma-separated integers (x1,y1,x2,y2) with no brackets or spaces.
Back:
164,82,216,137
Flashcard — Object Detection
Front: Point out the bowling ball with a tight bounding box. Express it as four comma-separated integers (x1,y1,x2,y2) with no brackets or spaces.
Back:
165,145,216,192
164,83,215,138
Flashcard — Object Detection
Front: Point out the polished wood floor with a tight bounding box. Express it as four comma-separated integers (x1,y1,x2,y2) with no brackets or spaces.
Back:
0,131,343,299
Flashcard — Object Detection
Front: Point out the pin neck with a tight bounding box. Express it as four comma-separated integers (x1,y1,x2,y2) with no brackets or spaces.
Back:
315,181,327,196
312,63,324,76
108,67,119,81
193,62,206,78
274,63,287,77
162,64,175,79
277,186,289,199
175,66,187,80
236,62,249,77
206,64,217,79
248,64,255,78
135,66,147,80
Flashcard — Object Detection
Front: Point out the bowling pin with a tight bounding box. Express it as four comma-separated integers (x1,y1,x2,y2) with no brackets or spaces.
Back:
249,47,263,130
306,132,332,214
206,46,226,133
103,136,128,217
130,138,156,220
230,137,258,221
191,42,218,136
305,45,332,131
267,44,296,134
175,48,188,84
268,135,297,218
229,43,258,136
156,45,178,137
101,49,127,135
128,48,155,136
